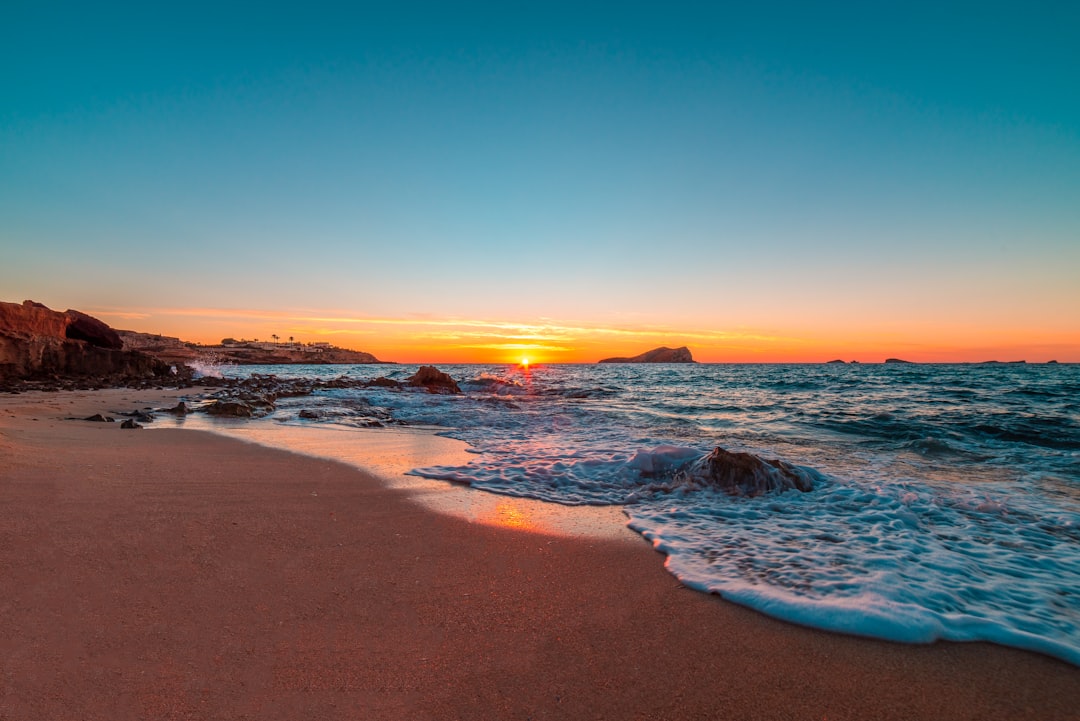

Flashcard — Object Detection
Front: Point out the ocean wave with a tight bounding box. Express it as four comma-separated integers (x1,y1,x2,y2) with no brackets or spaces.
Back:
206,361,1080,665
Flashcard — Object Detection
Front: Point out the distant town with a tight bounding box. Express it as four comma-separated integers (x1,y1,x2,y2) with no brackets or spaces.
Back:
118,330,386,365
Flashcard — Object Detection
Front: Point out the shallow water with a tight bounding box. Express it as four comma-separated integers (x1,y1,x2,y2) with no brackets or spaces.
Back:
193,362,1080,664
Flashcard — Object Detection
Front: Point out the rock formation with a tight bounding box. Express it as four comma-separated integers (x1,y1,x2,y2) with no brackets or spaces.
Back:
676,447,816,496
0,300,172,382
884,358,915,364
598,346,695,364
407,366,461,394
118,331,386,366
366,376,403,389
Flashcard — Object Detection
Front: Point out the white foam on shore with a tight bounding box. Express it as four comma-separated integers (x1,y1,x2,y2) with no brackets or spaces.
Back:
626,476,1080,667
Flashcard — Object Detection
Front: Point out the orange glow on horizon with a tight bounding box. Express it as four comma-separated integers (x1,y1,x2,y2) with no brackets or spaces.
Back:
79,305,1080,364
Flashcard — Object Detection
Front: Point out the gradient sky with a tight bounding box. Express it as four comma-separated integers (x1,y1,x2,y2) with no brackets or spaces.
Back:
2,1,1078,362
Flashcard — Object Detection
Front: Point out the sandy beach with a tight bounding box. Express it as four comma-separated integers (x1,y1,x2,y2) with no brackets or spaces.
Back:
1,389,1076,720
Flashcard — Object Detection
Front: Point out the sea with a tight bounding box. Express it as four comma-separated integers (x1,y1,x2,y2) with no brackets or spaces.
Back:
183,361,1080,665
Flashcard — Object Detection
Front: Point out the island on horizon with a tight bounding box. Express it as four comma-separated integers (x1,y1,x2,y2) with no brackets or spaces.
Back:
598,346,695,363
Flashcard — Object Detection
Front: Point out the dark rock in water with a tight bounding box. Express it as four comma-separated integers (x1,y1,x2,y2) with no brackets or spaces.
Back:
161,401,189,415
884,358,915,364
406,366,461,394
122,410,155,423
83,413,114,422
120,419,142,429
204,400,255,418
366,376,402,389
1047,360,1059,365
677,447,816,496
298,409,321,419
826,359,846,364
599,346,695,364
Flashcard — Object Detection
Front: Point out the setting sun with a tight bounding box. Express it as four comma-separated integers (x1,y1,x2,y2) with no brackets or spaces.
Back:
519,357,530,368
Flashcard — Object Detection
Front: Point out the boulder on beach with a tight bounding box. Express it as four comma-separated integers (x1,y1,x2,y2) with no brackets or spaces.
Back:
676,447,816,496
599,346,695,364
120,419,142,429
406,366,461,394
83,413,114,422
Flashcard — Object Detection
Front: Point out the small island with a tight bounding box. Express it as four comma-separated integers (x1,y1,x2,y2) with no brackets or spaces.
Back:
599,346,695,363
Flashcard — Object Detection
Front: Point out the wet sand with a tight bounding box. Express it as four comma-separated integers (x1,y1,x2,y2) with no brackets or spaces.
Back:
1,389,1076,720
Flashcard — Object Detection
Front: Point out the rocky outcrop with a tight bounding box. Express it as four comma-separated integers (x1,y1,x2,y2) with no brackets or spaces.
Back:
676,447,816,496
366,376,403,389
119,331,387,366
117,330,200,365
64,310,123,349
884,358,914,364
407,366,461,394
599,346,695,364
0,300,173,382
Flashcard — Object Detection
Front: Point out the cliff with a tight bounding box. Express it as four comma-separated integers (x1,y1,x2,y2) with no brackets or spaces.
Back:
118,332,387,365
0,300,172,381
598,346,695,364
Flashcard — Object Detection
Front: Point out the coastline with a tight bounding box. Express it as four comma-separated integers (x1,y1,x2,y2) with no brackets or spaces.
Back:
1,388,1077,720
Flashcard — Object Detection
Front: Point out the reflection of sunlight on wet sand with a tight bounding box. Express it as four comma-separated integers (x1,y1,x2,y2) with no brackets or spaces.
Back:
151,415,635,541
489,500,535,531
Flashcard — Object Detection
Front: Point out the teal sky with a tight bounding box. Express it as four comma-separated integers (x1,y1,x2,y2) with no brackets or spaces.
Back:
2,1,1078,361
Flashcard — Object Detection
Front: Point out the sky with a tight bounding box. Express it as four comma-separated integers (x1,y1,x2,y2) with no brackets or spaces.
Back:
2,1,1078,362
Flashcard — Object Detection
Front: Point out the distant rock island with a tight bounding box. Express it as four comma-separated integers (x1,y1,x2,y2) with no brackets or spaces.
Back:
119,331,387,365
884,358,915,364
599,346,695,364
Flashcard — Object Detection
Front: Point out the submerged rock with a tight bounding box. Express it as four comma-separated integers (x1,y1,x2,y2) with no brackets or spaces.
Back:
406,366,461,394
677,447,816,496
298,409,321,419
120,419,142,429
365,376,402,389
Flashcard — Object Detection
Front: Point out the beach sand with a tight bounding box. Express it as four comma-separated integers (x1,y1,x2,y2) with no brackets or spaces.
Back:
1,389,1076,720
